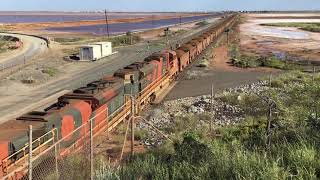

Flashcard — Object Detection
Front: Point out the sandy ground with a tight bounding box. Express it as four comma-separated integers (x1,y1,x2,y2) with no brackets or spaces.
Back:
240,14,320,63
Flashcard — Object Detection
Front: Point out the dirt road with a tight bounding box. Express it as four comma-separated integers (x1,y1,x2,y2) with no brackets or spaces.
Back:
0,17,220,124
0,33,47,70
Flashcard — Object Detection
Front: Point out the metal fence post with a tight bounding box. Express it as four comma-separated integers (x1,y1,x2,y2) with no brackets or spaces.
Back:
130,96,135,157
90,120,93,180
55,144,59,179
28,125,32,180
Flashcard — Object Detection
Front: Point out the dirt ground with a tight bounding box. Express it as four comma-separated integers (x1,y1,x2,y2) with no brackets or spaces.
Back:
0,17,218,124
165,18,279,100
240,13,320,64
94,122,145,164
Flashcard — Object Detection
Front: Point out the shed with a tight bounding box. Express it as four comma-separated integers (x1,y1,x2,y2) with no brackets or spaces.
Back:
93,42,112,57
80,45,102,61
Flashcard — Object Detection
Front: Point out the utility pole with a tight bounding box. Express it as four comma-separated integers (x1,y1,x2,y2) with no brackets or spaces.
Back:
104,10,110,37
179,15,182,25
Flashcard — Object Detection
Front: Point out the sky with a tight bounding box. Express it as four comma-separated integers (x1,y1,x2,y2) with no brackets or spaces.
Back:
0,0,319,11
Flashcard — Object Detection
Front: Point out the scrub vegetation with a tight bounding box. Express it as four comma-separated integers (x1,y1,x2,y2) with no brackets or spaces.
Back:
229,44,300,70
262,23,320,33
42,67,59,77
196,21,209,27
0,36,16,54
92,71,320,179
54,32,141,47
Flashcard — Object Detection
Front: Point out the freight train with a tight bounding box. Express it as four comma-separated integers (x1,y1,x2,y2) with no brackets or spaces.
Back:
0,14,239,179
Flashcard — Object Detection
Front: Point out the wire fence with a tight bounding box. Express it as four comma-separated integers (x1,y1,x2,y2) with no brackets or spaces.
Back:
2,106,114,180
0,54,34,81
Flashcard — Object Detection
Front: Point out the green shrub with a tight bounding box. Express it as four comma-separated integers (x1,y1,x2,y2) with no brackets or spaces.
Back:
196,21,209,27
95,71,320,180
42,67,59,77
134,129,149,141
198,58,209,67
218,92,240,105
54,37,85,44
231,55,262,68
109,34,141,47
271,79,285,88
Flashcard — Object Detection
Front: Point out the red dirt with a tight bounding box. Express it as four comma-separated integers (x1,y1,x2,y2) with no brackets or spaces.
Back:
210,45,278,73
94,120,145,165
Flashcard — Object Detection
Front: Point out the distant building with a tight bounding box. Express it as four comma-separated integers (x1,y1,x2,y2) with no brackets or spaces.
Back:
79,42,112,61
94,42,112,57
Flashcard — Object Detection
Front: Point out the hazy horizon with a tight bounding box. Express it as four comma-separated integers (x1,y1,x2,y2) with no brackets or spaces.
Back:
0,0,320,12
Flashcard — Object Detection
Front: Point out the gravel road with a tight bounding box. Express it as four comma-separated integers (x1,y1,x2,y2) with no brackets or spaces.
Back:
0,32,47,70
0,17,221,124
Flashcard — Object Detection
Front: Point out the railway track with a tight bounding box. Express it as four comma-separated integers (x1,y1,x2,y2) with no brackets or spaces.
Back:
0,14,239,180
0,15,223,124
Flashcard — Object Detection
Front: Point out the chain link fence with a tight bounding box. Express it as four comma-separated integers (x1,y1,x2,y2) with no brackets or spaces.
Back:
3,106,113,180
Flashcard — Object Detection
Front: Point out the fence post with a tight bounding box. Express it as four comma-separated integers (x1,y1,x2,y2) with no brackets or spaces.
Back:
90,120,93,180
28,125,32,180
55,144,59,179
210,84,214,133
130,96,135,157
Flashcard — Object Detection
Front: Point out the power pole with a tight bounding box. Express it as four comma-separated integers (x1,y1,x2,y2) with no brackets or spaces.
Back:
104,10,110,37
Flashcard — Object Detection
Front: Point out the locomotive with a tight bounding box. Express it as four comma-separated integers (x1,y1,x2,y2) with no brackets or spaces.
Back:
0,14,238,178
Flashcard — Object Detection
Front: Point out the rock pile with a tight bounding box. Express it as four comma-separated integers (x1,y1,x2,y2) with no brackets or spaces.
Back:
137,81,267,147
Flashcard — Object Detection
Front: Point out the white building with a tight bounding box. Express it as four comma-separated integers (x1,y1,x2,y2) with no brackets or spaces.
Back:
79,44,102,61
93,42,112,57
79,42,112,61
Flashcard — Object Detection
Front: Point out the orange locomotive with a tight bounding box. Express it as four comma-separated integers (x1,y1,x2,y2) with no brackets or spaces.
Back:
0,14,238,179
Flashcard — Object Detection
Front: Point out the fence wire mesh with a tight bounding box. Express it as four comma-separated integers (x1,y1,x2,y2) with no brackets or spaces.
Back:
3,107,112,180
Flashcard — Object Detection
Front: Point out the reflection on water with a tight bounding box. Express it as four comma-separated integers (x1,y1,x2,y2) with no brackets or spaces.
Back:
47,15,214,35
0,14,151,23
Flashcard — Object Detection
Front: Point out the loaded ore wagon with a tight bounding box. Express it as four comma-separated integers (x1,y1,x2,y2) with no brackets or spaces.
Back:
0,14,239,179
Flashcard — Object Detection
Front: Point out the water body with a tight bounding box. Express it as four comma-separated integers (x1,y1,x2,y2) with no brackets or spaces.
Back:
47,15,214,35
0,14,149,24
